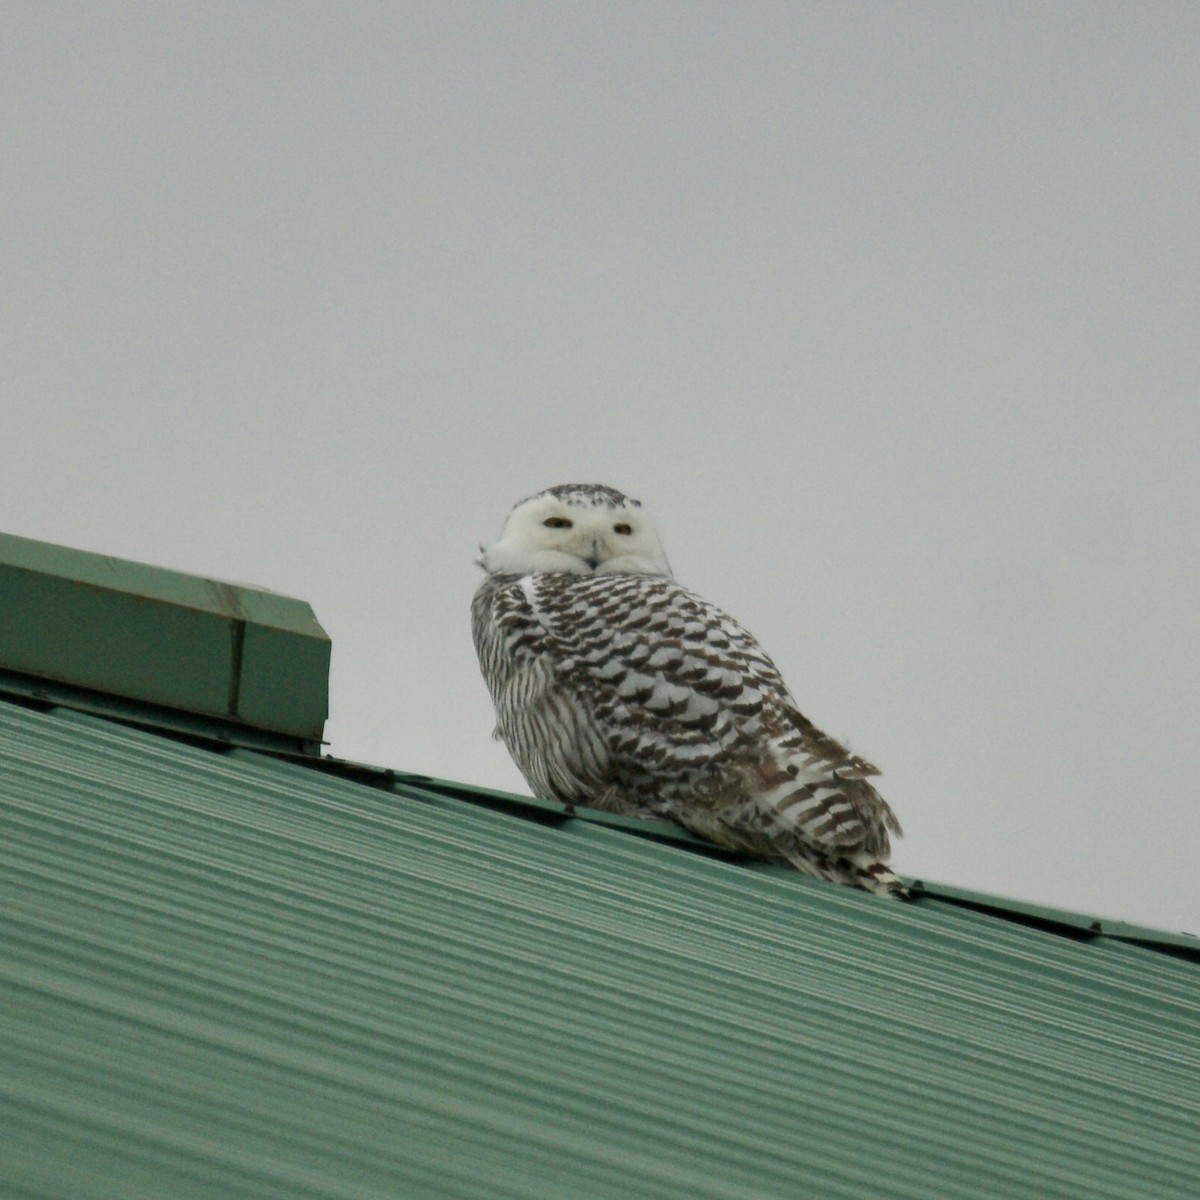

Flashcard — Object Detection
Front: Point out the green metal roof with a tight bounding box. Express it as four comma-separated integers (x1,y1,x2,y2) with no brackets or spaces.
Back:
2,696,1197,1200
0,531,330,746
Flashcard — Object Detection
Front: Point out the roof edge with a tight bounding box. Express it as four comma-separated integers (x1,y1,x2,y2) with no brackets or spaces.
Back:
224,738,1199,961
907,878,1200,961
0,669,323,756
9,678,1190,963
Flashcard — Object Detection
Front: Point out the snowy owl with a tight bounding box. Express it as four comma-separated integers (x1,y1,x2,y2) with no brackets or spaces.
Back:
472,483,905,897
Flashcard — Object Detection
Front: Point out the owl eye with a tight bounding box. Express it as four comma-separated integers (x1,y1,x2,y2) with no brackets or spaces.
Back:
543,516,573,529
613,523,633,535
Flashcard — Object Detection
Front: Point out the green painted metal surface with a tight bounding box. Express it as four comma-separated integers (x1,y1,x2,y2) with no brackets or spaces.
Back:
0,531,329,741
1,697,1198,1200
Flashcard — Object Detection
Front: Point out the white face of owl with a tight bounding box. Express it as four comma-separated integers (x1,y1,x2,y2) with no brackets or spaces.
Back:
480,484,673,578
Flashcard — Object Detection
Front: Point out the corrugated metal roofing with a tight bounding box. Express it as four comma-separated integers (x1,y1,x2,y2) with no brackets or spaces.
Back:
2,696,1198,1200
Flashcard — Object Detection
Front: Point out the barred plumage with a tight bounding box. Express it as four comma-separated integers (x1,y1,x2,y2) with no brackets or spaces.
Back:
472,483,906,897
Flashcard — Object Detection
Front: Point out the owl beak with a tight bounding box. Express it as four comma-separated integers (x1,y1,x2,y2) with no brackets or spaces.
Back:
582,538,602,570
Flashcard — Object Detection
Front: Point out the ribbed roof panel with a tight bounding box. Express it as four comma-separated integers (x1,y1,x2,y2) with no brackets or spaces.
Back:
1,699,1197,1199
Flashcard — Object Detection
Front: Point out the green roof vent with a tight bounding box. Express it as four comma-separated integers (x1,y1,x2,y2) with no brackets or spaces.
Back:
0,531,329,751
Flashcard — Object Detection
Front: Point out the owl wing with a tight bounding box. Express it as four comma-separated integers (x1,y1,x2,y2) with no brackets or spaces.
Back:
495,571,865,779
476,568,902,890
473,572,616,807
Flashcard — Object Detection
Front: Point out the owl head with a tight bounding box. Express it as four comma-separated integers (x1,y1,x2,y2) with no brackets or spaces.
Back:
479,484,673,578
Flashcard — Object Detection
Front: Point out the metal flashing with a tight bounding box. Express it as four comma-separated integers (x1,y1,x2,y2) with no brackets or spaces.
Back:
0,530,329,743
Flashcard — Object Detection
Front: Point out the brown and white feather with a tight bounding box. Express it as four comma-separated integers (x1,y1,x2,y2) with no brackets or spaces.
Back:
472,484,906,897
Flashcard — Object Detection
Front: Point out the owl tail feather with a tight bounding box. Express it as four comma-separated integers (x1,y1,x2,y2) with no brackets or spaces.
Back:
848,859,911,900
784,847,911,900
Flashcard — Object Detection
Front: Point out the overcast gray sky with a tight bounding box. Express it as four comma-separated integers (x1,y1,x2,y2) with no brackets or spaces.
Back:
4,2,1197,932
